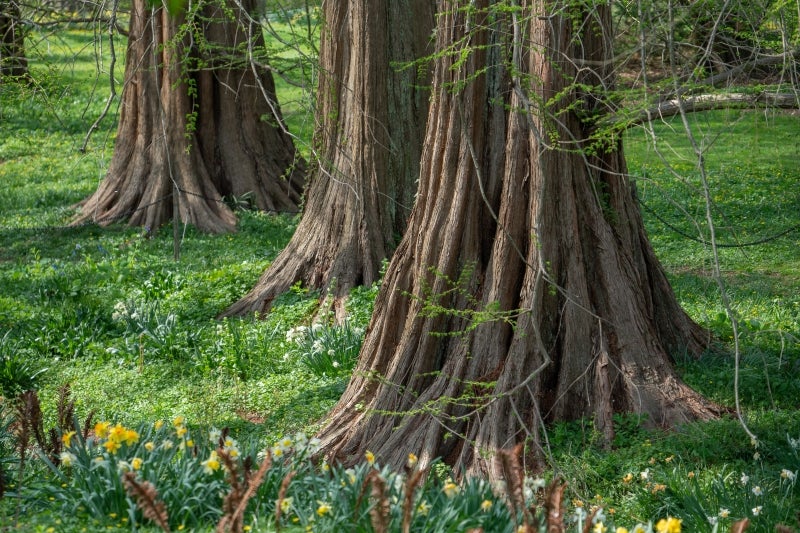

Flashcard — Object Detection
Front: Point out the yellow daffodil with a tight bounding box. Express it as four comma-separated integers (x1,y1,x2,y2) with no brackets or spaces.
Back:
594,522,608,533
442,479,459,498
103,439,121,454
416,501,431,516
94,421,110,439
154,419,164,430
202,451,221,474
316,501,331,516
365,450,375,465
480,499,492,512
176,426,187,438
655,517,682,533
108,424,127,443
124,428,139,446
279,497,293,513
144,441,155,452
173,416,185,428
407,453,418,468
131,457,143,470
61,431,76,448
616,528,629,533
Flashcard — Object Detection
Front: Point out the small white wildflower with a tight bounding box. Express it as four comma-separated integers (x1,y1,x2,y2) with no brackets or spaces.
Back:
753,451,761,461
708,516,718,526
328,349,336,356
332,361,340,368
640,469,650,480
60,451,77,468
752,485,763,496
311,340,323,353
780,469,797,481
718,508,730,518
740,473,750,485
752,505,762,516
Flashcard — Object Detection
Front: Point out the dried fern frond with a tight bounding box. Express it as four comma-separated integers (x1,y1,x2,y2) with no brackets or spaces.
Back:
217,450,273,533
544,478,566,533
401,468,426,533
122,471,170,532
366,469,390,533
731,518,749,533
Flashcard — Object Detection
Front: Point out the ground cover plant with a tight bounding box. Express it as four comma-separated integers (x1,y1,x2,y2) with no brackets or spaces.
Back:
1,20,799,533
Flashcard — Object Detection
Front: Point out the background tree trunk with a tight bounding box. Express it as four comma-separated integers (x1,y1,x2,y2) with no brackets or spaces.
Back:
0,0,28,79
72,0,304,233
316,0,722,479
221,0,434,318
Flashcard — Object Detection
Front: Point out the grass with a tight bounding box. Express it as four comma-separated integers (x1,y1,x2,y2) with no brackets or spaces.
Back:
1,24,799,533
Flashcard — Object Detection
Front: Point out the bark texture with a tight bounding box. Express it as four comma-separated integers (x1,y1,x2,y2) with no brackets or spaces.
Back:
316,0,722,479
0,0,28,79
221,0,434,317
73,0,304,233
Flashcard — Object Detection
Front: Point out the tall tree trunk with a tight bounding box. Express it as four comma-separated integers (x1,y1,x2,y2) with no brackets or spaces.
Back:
0,0,28,79
72,0,304,234
316,0,722,479
220,0,434,318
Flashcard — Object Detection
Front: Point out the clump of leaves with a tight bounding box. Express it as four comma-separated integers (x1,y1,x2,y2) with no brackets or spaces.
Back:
0,331,46,397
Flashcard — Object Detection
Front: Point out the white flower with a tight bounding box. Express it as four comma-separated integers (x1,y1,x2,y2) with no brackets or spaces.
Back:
640,469,650,480
60,451,77,467
751,485,763,496
718,508,730,518
752,506,762,516
740,473,750,485
332,361,340,368
788,435,800,450
753,451,761,461
780,469,797,481
707,516,718,526
311,339,323,353
209,428,221,444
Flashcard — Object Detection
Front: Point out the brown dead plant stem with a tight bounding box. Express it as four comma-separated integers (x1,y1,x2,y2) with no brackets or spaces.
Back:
216,449,273,533
122,471,171,532
274,470,297,532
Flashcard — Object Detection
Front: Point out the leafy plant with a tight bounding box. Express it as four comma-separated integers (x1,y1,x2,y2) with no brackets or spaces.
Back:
0,331,47,397
284,321,364,378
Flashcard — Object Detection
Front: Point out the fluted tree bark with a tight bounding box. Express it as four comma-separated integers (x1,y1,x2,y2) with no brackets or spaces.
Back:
0,0,28,79
73,0,304,233
316,0,721,479
221,0,434,317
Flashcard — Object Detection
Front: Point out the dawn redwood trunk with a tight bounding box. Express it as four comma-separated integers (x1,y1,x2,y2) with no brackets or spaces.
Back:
221,0,434,317
0,0,28,79
73,0,304,233
317,0,722,479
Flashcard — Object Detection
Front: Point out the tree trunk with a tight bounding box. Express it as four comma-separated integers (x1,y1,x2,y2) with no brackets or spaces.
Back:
72,0,304,234
221,0,434,317
0,0,28,79
316,0,722,480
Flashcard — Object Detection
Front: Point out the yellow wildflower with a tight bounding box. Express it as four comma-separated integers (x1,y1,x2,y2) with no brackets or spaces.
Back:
616,528,629,533
480,499,493,512
655,517,682,533
131,457,143,470
154,419,164,430
365,450,375,465
60,451,77,467
176,426,187,438
279,497,293,513
173,416,185,428
94,421,111,439
144,441,155,452
594,522,608,533
186,439,194,448
407,453,418,468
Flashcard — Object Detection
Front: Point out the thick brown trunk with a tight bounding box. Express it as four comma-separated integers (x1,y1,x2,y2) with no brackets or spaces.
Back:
72,0,304,233
0,0,28,79
221,0,433,317
316,0,721,480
